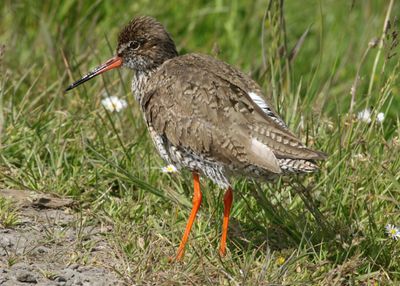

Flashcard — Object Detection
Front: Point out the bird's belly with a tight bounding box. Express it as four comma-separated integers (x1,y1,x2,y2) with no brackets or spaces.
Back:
147,127,231,188
169,146,231,189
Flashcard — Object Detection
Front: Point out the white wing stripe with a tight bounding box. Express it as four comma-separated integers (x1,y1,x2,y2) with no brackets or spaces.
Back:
248,91,288,129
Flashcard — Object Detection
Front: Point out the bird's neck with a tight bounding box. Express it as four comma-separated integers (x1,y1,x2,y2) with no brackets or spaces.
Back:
131,68,157,103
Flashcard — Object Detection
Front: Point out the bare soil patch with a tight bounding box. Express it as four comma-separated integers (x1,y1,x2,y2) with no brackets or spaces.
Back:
0,189,124,286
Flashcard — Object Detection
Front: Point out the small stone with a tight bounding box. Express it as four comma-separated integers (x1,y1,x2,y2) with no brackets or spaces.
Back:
16,270,37,283
60,269,76,280
56,276,67,282
69,264,79,270
74,281,83,286
0,237,13,247
35,246,49,254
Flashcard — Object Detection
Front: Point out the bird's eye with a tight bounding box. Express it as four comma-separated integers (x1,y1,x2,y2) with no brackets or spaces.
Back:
129,41,140,50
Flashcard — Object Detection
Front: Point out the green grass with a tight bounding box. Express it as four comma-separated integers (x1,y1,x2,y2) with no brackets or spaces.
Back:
0,196,20,228
1,0,399,284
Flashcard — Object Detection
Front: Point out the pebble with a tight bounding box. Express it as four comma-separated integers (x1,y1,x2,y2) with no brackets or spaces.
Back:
56,275,67,282
16,270,37,283
35,246,49,254
69,263,79,270
0,237,13,247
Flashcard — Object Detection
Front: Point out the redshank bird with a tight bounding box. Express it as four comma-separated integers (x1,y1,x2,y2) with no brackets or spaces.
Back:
66,16,326,260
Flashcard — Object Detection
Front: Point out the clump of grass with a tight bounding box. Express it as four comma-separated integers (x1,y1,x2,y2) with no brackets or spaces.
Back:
0,196,20,228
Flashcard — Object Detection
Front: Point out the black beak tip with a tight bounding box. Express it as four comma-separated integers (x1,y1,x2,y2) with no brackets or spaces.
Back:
65,83,78,92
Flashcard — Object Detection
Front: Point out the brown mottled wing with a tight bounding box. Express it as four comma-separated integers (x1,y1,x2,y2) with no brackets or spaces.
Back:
183,54,326,160
142,53,325,174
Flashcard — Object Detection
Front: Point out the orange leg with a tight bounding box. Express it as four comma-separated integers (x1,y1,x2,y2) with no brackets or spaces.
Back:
175,172,202,260
219,187,233,256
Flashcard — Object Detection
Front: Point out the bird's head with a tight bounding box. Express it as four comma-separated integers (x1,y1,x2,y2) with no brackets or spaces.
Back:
65,16,177,91
117,16,178,71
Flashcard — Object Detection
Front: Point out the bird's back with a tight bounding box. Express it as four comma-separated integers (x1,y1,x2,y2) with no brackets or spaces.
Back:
141,53,326,180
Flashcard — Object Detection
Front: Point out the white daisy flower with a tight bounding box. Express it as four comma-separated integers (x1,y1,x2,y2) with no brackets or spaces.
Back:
376,112,385,123
357,108,372,123
385,224,400,240
101,96,127,112
161,164,178,173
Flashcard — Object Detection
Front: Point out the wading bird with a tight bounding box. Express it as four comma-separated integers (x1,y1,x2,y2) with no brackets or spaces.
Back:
66,16,326,260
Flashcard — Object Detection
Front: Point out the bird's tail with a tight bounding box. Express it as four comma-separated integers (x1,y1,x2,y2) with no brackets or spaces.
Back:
278,158,320,173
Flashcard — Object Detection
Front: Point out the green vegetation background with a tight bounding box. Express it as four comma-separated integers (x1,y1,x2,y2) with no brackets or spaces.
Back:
1,0,399,284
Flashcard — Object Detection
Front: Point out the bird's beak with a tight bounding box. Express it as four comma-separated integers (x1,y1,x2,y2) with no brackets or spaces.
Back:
65,56,123,91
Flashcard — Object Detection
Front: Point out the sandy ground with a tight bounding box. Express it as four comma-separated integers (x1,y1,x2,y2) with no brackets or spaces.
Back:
0,189,125,286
